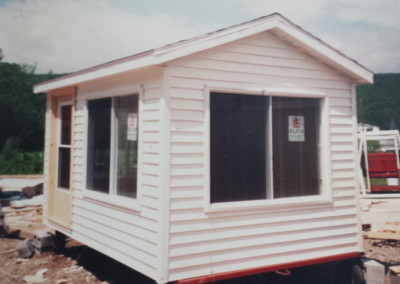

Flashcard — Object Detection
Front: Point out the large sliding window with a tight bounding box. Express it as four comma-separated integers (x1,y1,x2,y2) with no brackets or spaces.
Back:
87,94,139,198
210,92,322,204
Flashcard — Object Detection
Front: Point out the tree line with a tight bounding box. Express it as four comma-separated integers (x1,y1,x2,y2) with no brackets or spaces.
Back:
0,61,399,174
357,73,400,130
0,62,62,174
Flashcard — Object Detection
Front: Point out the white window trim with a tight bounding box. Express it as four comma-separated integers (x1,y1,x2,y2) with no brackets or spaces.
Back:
82,89,144,211
204,86,332,213
56,101,72,192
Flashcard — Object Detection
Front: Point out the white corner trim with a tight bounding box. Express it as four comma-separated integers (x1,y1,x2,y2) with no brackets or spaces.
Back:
157,67,171,284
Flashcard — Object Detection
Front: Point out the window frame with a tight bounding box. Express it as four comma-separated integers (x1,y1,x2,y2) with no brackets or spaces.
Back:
83,90,143,211
204,86,332,212
56,101,73,192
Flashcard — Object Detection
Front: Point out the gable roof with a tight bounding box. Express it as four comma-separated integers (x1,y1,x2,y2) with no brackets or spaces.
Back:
34,13,373,93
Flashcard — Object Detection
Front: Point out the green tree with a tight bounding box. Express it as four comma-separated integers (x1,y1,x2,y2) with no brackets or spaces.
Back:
357,73,400,130
0,62,63,173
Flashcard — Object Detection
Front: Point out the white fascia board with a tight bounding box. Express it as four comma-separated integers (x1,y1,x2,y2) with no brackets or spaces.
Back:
34,55,156,93
34,17,281,94
276,21,373,84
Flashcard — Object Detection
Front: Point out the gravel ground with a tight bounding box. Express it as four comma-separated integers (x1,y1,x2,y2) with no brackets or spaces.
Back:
0,237,154,284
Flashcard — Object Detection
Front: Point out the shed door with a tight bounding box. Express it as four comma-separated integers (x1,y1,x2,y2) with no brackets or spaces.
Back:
48,90,74,229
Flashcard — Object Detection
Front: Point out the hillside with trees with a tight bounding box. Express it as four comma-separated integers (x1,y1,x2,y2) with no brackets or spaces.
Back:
0,62,63,174
357,73,400,130
0,60,398,175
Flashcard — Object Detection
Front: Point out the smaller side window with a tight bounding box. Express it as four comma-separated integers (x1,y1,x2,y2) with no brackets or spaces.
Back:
57,104,72,189
86,94,139,199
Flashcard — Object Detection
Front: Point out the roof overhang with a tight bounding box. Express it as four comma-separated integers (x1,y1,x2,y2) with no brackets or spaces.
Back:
34,13,373,94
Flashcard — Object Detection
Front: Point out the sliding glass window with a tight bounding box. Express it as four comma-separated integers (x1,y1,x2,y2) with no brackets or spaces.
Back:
87,94,139,198
210,92,321,203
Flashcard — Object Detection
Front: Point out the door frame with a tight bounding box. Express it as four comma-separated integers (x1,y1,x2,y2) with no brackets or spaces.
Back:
47,87,75,229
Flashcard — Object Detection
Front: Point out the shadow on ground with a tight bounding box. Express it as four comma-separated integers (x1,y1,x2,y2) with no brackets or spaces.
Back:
61,240,334,284
62,242,154,284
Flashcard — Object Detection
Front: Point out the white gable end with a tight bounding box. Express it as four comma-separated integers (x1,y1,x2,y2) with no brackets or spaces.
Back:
34,13,373,94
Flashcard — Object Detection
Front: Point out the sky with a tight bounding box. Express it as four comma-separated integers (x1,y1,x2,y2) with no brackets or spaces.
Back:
0,0,399,74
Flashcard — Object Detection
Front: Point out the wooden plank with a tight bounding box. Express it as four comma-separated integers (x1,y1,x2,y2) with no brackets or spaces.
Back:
390,266,400,274
371,222,400,232
367,230,400,240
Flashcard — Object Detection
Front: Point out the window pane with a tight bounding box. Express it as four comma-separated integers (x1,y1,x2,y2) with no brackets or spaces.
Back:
87,98,111,193
210,92,269,203
115,95,138,198
60,105,72,145
272,97,320,198
58,147,70,189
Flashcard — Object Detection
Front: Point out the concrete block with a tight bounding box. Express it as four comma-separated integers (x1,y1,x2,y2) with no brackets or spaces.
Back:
390,273,400,284
17,238,34,258
32,230,54,254
362,259,385,284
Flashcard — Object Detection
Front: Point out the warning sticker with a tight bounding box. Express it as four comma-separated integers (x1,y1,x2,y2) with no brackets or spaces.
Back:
288,115,305,142
127,113,138,141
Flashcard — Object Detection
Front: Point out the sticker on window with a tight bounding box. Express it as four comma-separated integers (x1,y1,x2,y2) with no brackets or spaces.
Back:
288,115,305,142
127,113,138,141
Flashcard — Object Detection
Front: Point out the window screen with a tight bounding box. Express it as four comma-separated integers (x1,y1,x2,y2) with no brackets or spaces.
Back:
87,98,111,193
272,97,320,198
210,92,269,203
115,95,139,198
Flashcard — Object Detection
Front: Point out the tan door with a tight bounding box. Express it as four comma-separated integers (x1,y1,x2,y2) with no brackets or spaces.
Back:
47,88,75,229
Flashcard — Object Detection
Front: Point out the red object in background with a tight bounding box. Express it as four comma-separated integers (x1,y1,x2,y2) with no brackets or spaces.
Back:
368,152,398,178
368,152,400,192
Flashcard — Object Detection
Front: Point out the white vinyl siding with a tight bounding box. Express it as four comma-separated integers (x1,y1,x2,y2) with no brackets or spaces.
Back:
68,68,164,279
165,31,358,281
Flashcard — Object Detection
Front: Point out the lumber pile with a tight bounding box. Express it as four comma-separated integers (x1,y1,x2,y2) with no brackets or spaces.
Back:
2,204,48,239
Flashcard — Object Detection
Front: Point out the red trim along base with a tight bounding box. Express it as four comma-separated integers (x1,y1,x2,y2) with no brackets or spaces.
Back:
176,252,361,284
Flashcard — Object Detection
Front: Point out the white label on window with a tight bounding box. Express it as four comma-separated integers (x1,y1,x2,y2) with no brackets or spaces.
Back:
127,113,138,141
288,115,305,142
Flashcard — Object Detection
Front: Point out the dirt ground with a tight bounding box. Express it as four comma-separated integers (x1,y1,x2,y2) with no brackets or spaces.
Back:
0,236,158,284
364,238,400,266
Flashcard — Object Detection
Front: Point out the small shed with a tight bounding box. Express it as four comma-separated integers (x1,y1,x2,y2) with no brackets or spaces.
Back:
34,13,373,283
